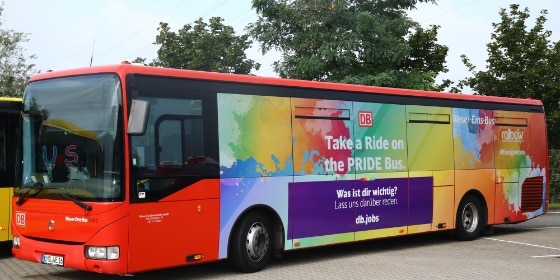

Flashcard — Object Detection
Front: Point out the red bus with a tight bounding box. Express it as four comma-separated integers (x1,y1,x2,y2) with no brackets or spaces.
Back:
12,62,549,275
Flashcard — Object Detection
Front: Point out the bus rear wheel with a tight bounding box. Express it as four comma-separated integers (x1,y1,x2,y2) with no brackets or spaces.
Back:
455,195,484,241
229,211,272,273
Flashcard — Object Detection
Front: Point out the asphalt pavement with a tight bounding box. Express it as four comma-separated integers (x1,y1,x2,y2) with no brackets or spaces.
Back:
0,211,559,279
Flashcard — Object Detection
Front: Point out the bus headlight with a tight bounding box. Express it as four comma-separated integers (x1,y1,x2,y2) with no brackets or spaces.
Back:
13,236,20,248
85,246,119,260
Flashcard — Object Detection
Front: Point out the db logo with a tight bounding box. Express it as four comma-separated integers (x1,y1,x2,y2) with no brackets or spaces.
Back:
16,212,26,226
358,111,373,127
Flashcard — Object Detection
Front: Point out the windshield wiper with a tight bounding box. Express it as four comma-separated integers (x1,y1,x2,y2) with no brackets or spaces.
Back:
16,182,45,206
60,193,93,211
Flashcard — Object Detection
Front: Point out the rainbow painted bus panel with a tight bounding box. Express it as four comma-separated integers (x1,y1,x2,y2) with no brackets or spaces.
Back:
217,93,546,256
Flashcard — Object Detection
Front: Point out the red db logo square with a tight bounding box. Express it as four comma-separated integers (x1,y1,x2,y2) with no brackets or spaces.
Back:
358,111,373,127
16,212,26,226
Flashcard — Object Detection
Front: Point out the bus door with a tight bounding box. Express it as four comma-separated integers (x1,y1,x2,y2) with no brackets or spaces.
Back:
352,102,411,241
288,98,356,248
128,91,220,272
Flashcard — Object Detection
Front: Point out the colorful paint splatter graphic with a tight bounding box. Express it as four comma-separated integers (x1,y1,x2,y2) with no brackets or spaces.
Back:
217,93,547,256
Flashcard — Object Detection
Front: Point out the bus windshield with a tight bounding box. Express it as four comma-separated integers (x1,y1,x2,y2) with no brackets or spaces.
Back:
17,74,124,202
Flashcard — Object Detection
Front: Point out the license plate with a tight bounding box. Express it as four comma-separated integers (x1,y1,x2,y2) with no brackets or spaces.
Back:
42,254,64,266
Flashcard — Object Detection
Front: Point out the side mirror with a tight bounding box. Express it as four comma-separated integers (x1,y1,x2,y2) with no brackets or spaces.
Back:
127,99,149,135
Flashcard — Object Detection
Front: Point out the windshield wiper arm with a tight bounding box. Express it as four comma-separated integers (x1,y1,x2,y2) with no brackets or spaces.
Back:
16,182,45,206
61,193,93,211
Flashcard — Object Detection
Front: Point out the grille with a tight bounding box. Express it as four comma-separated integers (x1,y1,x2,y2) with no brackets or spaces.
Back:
521,176,544,212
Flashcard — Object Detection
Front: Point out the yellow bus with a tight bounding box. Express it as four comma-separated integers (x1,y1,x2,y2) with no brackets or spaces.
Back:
0,97,21,242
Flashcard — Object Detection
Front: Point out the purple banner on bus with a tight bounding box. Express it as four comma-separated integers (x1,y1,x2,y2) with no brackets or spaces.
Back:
288,177,433,239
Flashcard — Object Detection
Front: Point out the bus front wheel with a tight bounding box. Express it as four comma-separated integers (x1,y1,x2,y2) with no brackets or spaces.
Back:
229,211,272,273
455,195,484,241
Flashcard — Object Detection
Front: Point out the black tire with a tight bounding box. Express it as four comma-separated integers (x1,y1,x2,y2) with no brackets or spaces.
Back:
455,195,485,241
229,211,272,273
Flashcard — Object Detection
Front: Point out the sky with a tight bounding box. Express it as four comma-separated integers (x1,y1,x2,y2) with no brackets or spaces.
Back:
3,0,560,93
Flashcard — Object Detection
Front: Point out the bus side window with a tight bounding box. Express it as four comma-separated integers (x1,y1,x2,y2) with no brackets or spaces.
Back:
130,95,217,201
155,115,209,175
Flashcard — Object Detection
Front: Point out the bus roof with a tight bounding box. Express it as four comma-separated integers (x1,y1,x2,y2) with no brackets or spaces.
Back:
28,62,543,107
0,97,22,102
0,96,22,112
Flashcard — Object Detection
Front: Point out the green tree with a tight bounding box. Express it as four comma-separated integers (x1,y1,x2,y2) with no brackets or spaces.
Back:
458,4,560,149
549,150,560,203
248,0,449,90
147,17,260,74
0,2,37,97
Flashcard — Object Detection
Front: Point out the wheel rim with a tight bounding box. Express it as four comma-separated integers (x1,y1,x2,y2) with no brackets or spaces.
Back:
245,221,269,262
461,202,479,233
